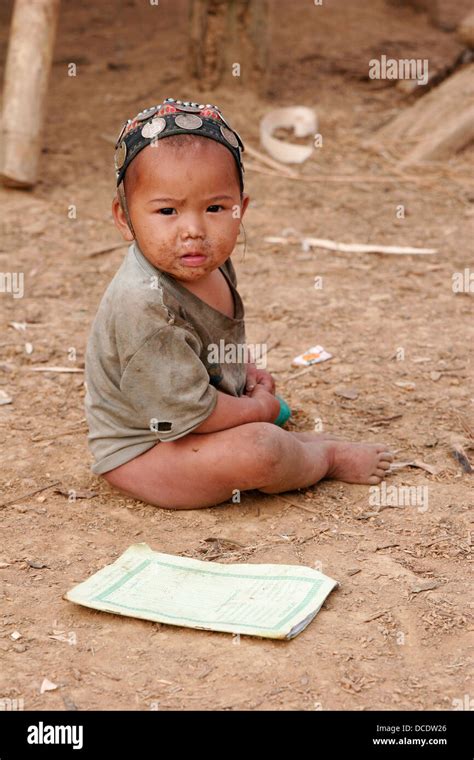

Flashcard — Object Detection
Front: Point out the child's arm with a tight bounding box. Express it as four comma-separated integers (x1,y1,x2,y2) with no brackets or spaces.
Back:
193,384,280,434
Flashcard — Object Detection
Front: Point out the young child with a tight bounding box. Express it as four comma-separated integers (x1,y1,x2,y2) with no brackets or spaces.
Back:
84,98,393,509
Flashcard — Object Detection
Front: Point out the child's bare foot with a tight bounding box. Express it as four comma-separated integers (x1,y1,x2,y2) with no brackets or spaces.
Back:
326,441,393,485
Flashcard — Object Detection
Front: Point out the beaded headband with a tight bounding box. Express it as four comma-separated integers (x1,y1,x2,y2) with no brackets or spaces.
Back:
114,97,245,191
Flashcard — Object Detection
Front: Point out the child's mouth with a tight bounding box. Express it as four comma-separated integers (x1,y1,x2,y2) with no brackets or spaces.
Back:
180,254,207,266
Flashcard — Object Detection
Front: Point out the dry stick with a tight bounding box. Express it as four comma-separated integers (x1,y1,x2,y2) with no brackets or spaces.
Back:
246,165,440,185
363,608,394,623
275,495,320,515
265,236,437,255
29,367,84,373
88,243,129,258
0,481,61,509
244,143,299,177
281,367,315,383
245,163,431,184
32,426,88,443
245,161,292,179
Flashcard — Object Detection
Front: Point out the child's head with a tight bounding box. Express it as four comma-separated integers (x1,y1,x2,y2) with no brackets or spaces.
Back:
112,99,249,282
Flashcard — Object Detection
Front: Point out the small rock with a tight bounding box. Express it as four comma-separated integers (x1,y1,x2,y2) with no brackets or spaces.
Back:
335,386,359,400
40,678,58,694
411,580,440,594
27,560,49,569
394,381,416,391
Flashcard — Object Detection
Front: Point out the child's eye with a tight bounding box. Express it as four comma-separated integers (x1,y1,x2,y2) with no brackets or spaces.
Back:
207,205,224,213
157,208,176,215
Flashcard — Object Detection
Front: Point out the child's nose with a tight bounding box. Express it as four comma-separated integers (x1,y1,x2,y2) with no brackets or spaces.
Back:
180,212,205,239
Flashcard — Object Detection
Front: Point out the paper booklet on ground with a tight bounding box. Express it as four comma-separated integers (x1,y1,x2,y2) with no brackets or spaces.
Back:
65,543,338,640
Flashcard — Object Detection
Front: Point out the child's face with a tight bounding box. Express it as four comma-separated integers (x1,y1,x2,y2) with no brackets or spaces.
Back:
112,138,249,282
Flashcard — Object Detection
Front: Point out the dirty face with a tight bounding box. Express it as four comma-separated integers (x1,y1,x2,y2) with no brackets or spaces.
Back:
112,136,249,283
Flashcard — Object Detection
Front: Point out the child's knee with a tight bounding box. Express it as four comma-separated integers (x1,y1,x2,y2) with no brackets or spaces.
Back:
243,422,285,477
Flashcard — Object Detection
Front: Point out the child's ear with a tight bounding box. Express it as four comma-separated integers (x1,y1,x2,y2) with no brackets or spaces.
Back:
112,195,134,242
240,193,250,220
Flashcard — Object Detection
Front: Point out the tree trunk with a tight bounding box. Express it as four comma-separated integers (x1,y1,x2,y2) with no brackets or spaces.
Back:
0,0,60,188
189,0,270,92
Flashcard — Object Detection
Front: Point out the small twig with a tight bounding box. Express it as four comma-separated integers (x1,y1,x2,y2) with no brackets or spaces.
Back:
31,426,88,443
363,607,394,623
245,162,295,180
265,236,437,255
281,366,315,384
276,495,320,515
88,243,129,258
0,481,61,509
245,143,300,177
29,366,84,373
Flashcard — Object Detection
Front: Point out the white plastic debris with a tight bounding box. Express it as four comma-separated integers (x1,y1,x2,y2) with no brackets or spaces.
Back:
260,107,317,164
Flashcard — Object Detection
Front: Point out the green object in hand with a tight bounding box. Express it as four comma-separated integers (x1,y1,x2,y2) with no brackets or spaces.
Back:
273,395,292,427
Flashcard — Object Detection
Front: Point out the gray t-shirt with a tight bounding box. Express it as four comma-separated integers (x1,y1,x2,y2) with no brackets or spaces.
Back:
84,242,247,475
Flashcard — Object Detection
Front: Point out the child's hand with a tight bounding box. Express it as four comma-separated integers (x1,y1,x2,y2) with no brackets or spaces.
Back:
247,383,281,423
255,369,276,395
245,364,276,395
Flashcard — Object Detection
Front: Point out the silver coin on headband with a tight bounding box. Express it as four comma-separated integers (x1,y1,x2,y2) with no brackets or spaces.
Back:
141,117,166,139
220,125,239,148
135,106,159,122
114,142,127,171
174,114,203,130
174,104,203,113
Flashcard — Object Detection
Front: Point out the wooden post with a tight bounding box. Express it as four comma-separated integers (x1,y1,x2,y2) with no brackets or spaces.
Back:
189,0,270,92
369,64,474,164
386,0,474,31
0,0,60,188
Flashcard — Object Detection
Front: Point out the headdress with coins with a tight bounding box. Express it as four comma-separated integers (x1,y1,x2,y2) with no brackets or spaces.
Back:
114,98,245,235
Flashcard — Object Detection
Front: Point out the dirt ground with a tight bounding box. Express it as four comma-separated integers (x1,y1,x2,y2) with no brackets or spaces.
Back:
0,0,473,711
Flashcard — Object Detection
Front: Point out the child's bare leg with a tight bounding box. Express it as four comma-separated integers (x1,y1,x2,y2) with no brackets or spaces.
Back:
290,431,342,442
102,422,393,510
